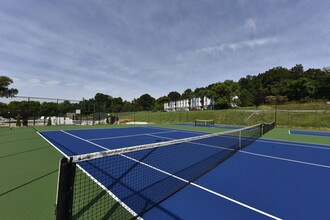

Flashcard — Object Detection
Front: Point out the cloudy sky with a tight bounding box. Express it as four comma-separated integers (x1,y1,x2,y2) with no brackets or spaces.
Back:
1,0,329,101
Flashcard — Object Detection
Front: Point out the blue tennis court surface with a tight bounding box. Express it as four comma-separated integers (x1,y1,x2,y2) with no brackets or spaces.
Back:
39,126,330,219
290,130,330,137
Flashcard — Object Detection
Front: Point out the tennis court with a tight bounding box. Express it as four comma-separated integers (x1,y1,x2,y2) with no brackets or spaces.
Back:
289,130,330,137
39,126,330,219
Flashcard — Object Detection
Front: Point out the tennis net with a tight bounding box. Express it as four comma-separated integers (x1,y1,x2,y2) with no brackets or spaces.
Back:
194,119,215,127
55,123,265,219
262,121,276,135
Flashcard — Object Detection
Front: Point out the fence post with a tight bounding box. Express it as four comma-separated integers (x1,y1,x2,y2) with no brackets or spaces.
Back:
274,104,278,125
239,130,242,149
316,110,318,129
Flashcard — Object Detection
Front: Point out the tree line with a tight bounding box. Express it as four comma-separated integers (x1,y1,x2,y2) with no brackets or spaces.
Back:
1,64,329,118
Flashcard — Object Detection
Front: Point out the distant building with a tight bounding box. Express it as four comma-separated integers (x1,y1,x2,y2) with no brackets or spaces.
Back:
164,97,214,112
231,96,239,108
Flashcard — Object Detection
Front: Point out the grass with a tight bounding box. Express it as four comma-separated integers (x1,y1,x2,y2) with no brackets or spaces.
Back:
0,118,329,219
240,101,330,110
0,126,61,219
117,108,330,130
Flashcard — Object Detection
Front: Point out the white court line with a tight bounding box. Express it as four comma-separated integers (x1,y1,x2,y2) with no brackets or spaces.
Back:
175,129,212,135
61,130,109,151
147,126,210,135
61,131,281,219
88,130,180,141
76,164,142,219
37,132,70,158
146,134,233,151
240,151,330,169
119,153,282,220
59,130,142,219
257,139,330,150
69,126,208,141
170,128,330,150
38,132,142,218
147,134,330,169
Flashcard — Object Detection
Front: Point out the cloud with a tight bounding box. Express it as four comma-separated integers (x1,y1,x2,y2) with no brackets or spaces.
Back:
196,37,277,54
28,78,41,85
196,45,225,54
1,0,330,101
45,80,60,86
230,37,277,50
244,18,257,32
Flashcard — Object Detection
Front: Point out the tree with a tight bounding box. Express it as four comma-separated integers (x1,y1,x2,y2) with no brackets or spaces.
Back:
40,102,58,116
181,89,194,99
207,80,239,109
111,97,124,113
0,102,9,117
80,98,93,115
136,93,155,111
315,71,330,99
0,76,18,97
131,99,142,111
58,100,74,116
121,101,135,112
239,89,253,107
94,93,112,112
167,91,181,101
194,87,207,97
215,97,230,109
287,78,315,100
154,96,169,111
28,101,41,118
290,64,304,79
258,67,291,96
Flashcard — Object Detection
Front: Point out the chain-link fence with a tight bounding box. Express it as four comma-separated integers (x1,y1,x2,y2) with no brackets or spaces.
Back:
0,96,79,126
276,110,329,129
0,96,123,127
116,110,274,126
1,96,329,129
116,109,329,129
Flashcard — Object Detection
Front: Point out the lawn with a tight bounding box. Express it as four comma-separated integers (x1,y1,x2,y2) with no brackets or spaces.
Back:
117,108,330,130
0,126,61,219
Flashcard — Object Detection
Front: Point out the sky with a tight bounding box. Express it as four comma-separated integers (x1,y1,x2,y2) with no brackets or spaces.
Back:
1,0,329,101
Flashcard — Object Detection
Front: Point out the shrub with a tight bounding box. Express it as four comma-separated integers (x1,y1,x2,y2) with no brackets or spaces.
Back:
47,117,52,126
16,114,21,126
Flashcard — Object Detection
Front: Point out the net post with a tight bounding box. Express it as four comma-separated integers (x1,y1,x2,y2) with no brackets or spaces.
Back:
239,130,242,149
55,157,76,220
261,123,264,136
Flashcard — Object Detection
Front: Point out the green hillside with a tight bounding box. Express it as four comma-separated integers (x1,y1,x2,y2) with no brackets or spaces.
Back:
117,103,330,130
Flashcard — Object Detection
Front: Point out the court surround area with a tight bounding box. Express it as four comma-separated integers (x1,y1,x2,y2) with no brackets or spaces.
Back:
34,125,330,219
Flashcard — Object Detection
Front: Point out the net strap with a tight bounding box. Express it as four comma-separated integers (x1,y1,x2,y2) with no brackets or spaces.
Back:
71,123,261,163
263,121,276,126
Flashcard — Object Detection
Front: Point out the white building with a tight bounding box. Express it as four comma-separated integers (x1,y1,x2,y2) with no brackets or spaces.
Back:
164,97,214,112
